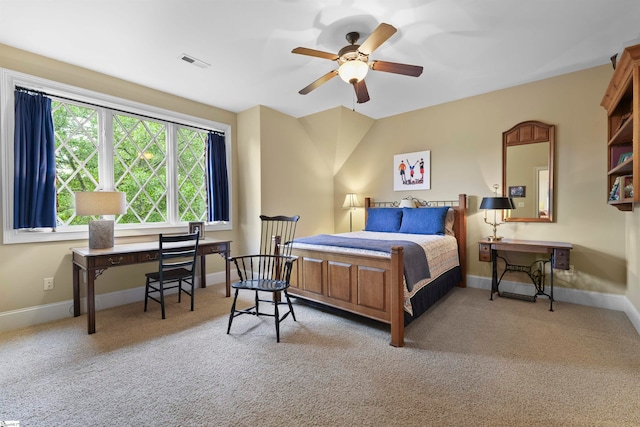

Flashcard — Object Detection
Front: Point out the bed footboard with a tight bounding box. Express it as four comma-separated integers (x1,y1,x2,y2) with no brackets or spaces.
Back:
289,194,467,348
289,246,406,347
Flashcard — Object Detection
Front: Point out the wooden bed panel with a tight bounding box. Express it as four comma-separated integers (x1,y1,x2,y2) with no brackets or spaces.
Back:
289,249,394,323
300,257,324,295
357,266,387,311
327,261,352,302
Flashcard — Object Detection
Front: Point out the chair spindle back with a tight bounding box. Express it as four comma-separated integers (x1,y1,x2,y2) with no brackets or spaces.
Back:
259,215,300,256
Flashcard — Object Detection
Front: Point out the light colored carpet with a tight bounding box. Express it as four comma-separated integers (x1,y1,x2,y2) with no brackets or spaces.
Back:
1,285,639,426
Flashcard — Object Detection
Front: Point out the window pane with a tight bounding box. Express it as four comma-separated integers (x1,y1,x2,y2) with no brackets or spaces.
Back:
177,127,207,222
3,71,232,244
113,114,167,224
53,101,100,226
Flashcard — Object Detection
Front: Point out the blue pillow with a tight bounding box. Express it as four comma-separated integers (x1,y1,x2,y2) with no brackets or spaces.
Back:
399,207,449,235
364,208,403,232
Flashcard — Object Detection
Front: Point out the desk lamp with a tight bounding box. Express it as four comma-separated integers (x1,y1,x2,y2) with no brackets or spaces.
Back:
75,191,127,249
479,185,515,241
342,193,362,232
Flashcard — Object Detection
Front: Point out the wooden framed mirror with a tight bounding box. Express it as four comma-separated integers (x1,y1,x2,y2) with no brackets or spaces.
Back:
502,121,555,222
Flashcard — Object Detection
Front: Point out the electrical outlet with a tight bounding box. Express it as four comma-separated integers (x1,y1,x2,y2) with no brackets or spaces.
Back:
43,277,54,290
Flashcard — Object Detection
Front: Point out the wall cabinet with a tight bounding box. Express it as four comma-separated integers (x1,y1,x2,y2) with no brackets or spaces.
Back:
601,44,640,211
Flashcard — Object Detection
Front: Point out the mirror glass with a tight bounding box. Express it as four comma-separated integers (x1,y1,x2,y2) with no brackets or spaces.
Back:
502,121,555,222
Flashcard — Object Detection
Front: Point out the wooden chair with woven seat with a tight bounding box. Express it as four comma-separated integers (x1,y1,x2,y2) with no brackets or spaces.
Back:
227,215,299,342
144,232,200,319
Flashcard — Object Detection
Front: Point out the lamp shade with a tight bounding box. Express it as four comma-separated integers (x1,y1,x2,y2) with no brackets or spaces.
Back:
342,193,362,209
338,60,369,83
399,198,416,208
479,197,515,210
75,191,127,216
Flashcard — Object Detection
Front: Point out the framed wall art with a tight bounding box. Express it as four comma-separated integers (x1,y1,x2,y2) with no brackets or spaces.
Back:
394,150,430,191
509,185,526,198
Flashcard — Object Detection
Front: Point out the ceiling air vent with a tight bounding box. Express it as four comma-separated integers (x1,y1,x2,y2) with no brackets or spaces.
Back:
179,53,210,69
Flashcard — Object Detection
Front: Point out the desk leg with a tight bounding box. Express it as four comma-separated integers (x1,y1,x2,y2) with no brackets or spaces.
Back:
200,255,207,288
225,244,230,297
490,249,498,300
73,263,81,317
549,254,555,312
87,271,96,334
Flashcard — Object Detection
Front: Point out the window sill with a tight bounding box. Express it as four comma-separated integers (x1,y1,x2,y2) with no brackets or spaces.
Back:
2,222,231,245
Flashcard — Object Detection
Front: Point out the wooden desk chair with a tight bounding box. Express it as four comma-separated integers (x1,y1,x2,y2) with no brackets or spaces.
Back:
144,232,200,319
227,215,299,342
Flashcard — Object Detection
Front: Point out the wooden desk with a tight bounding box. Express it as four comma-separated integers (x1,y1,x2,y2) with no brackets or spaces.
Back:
71,238,231,334
478,239,573,311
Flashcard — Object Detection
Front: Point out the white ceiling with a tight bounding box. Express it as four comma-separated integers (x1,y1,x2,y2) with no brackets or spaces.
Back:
1,0,639,119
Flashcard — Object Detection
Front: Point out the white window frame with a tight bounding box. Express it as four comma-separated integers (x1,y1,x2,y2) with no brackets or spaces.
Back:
0,69,232,244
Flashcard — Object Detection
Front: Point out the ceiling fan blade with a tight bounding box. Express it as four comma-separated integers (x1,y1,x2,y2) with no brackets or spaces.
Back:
299,70,339,94
371,60,423,77
292,47,339,61
353,80,370,104
357,23,397,55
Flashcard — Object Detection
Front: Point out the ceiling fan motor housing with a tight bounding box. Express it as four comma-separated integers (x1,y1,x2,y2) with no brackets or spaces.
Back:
338,44,369,65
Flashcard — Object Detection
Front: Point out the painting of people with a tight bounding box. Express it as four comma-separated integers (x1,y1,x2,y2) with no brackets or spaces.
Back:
394,150,430,191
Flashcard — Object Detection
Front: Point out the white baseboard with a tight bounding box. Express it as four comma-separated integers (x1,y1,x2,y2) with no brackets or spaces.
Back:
0,271,233,334
625,297,640,336
3,272,639,337
467,274,640,336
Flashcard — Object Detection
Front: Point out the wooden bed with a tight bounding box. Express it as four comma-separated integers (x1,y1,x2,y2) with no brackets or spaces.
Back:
288,194,467,347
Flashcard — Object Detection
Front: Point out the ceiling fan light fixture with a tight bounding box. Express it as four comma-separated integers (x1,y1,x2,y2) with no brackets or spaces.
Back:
292,23,420,101
338,60,369,84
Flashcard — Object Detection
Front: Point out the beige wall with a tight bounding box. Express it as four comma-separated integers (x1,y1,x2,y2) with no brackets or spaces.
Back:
236,106,262,256
1,43,637,320
628,211,640,309
236,106,335,254
333,65,627,295
257,106,335,238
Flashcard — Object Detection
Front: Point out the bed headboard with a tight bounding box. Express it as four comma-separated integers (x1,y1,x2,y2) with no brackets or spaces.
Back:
364,194,467,287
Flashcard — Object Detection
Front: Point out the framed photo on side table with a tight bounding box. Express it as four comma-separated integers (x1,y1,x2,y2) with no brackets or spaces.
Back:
189,221,205,238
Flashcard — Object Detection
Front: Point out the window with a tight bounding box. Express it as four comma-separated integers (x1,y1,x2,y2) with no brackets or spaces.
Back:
1,69,232,244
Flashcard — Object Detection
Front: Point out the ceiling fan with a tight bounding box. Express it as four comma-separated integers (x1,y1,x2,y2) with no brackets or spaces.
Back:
292,23,423,104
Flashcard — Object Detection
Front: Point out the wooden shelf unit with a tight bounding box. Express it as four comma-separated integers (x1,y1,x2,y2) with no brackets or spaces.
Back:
601,44,640,211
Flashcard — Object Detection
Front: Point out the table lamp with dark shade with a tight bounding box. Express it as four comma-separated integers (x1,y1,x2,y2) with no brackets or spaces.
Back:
479,194,515,242
75,191,127,249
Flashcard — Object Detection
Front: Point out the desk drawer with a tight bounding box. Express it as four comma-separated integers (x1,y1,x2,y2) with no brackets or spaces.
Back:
200,244,227,255
138,251,160,263
553,248,570,270
478,243,491,262
93,253,137,268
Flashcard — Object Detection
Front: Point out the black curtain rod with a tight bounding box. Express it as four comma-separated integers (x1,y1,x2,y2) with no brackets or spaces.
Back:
14,85,225,136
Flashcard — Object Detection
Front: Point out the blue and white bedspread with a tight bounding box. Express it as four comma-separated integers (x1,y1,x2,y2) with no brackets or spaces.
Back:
291,231,460,315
